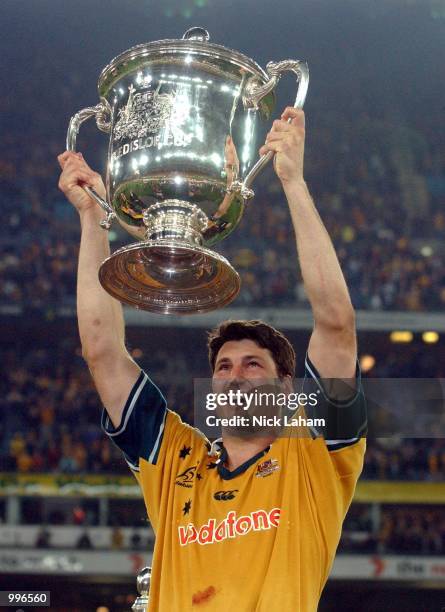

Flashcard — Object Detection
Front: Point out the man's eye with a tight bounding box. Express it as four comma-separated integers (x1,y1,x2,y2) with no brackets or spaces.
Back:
248,361,261,367
218,364,230,370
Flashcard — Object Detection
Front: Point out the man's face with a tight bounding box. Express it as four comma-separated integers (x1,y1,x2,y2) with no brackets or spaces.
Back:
211,340,291,436
212,339,279,390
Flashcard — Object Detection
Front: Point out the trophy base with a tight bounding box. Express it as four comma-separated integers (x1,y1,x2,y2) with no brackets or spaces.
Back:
98,240,241,314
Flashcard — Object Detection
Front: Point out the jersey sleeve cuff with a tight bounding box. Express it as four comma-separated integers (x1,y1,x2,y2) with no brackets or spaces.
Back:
101,370,147,437
303,352,367,445
304,352,361,407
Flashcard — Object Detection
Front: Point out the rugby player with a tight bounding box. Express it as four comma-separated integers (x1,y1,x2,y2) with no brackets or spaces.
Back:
58,107,367,611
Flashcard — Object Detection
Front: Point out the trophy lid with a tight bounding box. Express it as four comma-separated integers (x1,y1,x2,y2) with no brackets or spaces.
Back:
98,27,270,98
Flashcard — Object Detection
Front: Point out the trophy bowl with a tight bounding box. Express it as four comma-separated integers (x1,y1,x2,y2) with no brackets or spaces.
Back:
67,26,308,314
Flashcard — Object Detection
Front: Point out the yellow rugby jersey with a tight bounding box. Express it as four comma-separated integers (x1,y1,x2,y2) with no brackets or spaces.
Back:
101,354,366,612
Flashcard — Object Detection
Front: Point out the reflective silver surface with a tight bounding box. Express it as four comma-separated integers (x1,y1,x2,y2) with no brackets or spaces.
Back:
131,566,150,611
102,54,265,245
66,27,309,314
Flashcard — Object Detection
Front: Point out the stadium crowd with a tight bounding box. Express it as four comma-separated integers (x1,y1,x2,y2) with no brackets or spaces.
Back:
1,342,444,481
1,60,445,313
1,123,445,313
0,342,192,475
340,504,445,556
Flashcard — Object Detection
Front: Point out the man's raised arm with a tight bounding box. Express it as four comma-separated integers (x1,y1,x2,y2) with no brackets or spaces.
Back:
259,108,356,382
57,151,140,427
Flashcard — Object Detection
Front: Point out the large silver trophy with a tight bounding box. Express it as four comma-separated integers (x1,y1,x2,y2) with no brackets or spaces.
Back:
67,27,308,314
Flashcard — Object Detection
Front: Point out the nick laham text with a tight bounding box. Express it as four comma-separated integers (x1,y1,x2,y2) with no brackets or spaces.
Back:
206,415,326,428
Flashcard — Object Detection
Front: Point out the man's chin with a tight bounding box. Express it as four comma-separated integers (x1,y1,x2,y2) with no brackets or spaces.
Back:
221,419,280,438
222,425,255,437
216,403,283,438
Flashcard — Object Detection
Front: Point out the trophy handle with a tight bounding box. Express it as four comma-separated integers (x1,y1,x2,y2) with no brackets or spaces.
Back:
243,60,309,190
66,101,116,230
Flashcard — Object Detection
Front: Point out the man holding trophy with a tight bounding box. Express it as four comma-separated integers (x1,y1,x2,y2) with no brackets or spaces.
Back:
58,28,366,612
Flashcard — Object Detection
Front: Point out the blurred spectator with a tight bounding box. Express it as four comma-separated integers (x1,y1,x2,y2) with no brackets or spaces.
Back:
76,529,93,550
35,526,51,549
72,506,87,525
111,527,124,550
130,530,143,550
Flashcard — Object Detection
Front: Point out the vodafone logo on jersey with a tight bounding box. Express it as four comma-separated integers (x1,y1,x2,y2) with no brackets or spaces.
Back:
178,507,281,546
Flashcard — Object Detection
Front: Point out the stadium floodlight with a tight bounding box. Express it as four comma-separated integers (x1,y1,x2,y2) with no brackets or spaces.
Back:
359,354,376,372
390,331,413,343
422,331,439,344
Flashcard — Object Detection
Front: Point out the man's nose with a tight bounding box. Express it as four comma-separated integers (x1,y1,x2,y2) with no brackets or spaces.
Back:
230,363,245,381
227,371,250,391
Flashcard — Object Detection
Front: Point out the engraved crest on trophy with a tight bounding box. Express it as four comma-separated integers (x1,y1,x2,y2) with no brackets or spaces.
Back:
114,83,177,141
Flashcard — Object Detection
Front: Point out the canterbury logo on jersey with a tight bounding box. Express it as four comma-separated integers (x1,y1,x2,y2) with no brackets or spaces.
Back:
214,490,238,501
178,507,281,546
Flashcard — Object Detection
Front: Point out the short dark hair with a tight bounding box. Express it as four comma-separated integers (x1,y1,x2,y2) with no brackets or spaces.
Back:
207,320,296,378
